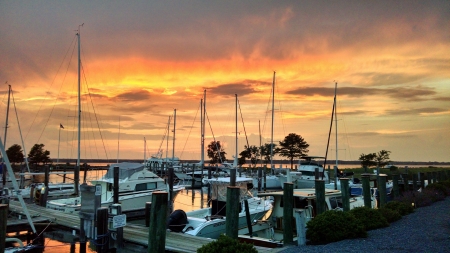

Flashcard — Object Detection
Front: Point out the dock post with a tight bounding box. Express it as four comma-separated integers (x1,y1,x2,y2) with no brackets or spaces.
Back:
327,165,331,184
361,174,372,208
148,192,168,253
283,182,294,245
392,174,400,199
145,202,152,227
0,204,7,253
295,210,306,246
315,167,319,180
263,167,267,191
168,166,174,214
402,173,409,192
419,172,425,190
96,207,109,253
257,168,262,191
113,166,119,204
80,219,86,253
378,175,387,208
230,168,236,187
426,172,432,186
412,173,418,192
340,178,350,211
225,186,240,239
315,180,326,215
434,171,439,183
244,199,253,237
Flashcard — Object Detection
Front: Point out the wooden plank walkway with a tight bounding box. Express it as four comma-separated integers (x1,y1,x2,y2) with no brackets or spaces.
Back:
8,201,284,253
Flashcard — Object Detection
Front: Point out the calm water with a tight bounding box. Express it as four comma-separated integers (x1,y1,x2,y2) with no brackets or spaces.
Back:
9,169,208,252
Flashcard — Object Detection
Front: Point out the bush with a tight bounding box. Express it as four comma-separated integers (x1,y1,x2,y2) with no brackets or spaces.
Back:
426,182,450,197
197,234,257,253
349,207,389,230
384,201,414,216
306,210,366,245
377,207,402,223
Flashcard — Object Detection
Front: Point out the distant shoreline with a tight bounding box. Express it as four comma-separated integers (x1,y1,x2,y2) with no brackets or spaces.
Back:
52,158,450,167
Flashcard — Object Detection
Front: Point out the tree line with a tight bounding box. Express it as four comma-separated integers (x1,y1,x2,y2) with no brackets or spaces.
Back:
207,133,391,169
5,143,51,165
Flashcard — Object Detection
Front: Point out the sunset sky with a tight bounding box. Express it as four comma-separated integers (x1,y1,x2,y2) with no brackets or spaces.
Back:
1,1,449,164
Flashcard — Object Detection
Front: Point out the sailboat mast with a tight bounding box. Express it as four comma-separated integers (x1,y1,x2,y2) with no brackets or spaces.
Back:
117,116,120,163
201,90,206,167
334,82,338,168
172,109,176,164
270,71,276,173
235,94,238,167
75,29,81,195
3,85,11,148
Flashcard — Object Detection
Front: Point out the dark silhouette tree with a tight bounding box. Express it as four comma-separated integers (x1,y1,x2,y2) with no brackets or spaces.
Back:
274,133,310,170
239,145,260,168
260,143,277,165
359,150,391,169
6,144,24,164
28,144,51,165
207,141,227,164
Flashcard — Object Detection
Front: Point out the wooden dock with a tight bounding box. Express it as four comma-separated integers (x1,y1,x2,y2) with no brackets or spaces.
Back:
7,201,284,252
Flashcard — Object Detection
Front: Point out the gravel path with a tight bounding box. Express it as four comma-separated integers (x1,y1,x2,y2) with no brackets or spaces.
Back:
280,197,450,253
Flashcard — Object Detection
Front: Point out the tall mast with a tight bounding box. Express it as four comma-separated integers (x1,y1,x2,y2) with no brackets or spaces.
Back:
172,109,176,164
144,137,146,162
117,116,120,163
270,71,276,173
234,94,238,167
334,82,338,168
166,115,171,161
75,27,82,195
201,90,206,166
3,85,11,149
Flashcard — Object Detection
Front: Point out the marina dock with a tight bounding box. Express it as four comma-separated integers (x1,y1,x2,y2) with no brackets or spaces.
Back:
7,201,283,252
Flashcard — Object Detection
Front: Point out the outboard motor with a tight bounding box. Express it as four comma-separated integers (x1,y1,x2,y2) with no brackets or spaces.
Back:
167,209,188,232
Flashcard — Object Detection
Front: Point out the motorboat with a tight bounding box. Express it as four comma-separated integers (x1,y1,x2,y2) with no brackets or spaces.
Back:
295,156,329,188
46,162,184,216
167,177,272,239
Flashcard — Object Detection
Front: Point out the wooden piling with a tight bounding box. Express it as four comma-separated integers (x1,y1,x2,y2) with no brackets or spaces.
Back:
402,173,409,192
145,202,152,227
225,186,240,239
361,174,372,208
412,173,418,192
263,168,267,191
283,183,294,245
148,192,168,253
378,175,387,208
244,199,252,237
230,168,236,187
419,172,425,190
113,166,119,204
340,178,350,211
392,174,400,200
295,210,306,246
426,171,432,186
0,204,7,253
315,180,326,215
96,207,109,253
168,166,174,214
257,168,262,191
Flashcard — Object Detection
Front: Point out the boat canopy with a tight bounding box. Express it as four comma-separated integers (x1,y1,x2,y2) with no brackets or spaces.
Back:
205,177,253,202
103,162,145,180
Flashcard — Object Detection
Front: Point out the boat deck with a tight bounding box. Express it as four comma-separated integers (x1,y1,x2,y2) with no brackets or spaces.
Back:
7,200,283,252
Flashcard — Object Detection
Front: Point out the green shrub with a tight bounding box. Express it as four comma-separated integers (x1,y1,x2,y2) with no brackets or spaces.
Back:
197,234,257,253
426,182,450,197
306,210,366,245
384,200,414,215
377,207,402,223
349,207,389,230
